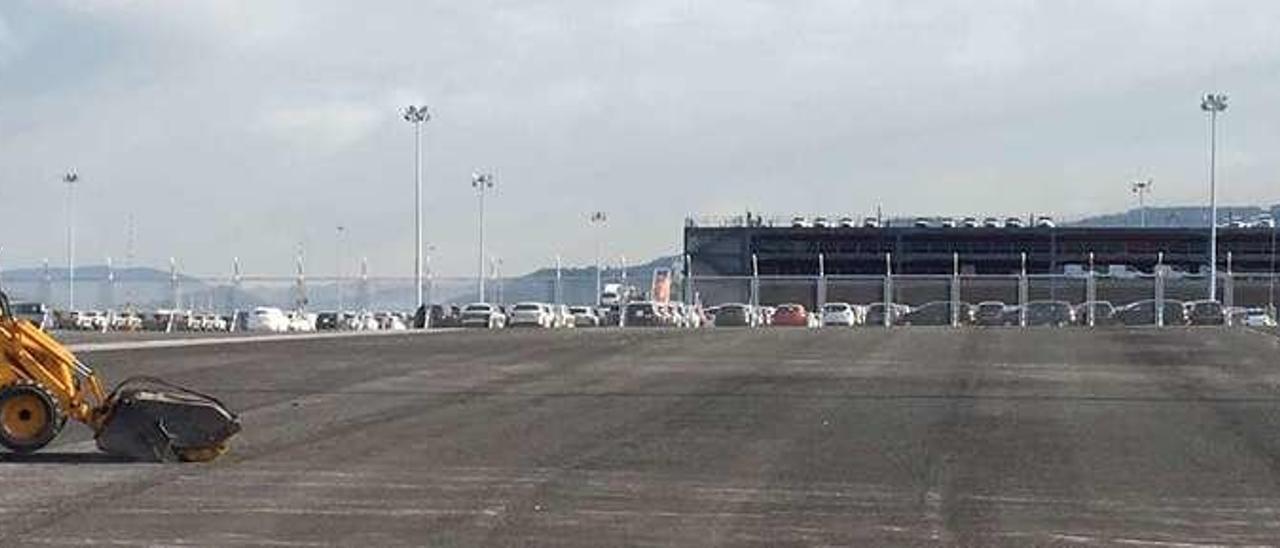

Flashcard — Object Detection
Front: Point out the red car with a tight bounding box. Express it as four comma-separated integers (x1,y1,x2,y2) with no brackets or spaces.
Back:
772,304,809,327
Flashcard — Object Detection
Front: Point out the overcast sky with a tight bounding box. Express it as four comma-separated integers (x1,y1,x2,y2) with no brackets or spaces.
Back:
2,1,1278,277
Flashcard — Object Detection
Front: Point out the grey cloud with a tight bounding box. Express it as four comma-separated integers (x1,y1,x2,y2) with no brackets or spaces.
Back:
1,1,1279,278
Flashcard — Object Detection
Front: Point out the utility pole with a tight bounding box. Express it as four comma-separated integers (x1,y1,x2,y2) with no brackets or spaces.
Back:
335,225,346,312
63,171,79,310
402,104,430,311
590,211,607,305
472,171,496,302
1201,92,1228,301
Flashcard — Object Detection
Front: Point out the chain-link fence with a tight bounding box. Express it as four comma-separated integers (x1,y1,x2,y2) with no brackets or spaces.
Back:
689,272,1280,328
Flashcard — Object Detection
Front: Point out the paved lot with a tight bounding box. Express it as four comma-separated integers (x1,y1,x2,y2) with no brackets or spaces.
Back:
2,328,1280,546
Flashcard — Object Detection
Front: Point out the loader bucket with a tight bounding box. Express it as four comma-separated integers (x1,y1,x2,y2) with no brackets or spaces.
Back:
94,377,240,462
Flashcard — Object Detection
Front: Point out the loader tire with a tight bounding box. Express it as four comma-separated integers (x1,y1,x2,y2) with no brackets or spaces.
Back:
0,382,64,454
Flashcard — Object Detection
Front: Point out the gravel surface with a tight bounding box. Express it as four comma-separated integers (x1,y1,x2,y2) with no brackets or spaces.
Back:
2,327,1279,546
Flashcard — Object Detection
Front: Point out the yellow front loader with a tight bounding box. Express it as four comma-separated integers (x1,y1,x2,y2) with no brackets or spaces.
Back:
0,290,239,462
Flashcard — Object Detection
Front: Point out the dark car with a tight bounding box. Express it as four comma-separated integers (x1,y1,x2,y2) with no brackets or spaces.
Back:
1023,300,1075,327
419,304,461,328
973,301,1014,326
623,301,663,327
1114,299,1186,326
1075,301,1116,326
899,301,971,326
316,311,341,330
1185,300,1226,326
864,303,903,327
713,303,754,327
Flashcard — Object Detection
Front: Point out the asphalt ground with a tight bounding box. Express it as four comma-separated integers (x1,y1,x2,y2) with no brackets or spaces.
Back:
2,327,1280,546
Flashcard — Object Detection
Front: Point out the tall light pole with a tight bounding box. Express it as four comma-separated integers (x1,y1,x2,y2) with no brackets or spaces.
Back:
1130,178,1153,227
589,211,607,305
62,171,79,310
1201,93,1228,301
402,104,431,311
472,171,496,302
335,225,346,312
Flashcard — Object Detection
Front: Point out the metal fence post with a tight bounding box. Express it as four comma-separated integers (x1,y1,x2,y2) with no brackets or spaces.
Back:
1155,252,1165,328
750,254,760,328
1224,252,1234,317
167,257,178,333
883,253,893,328
230,257,242,332
1086,252,1097,327
951,252,960,327
817,253,826,321
684,253,693,305
1018,252,1028,327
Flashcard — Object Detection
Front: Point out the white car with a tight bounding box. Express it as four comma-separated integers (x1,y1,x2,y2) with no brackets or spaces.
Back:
821,302,857,327
73,310,106,330
1242,308,1277,327
552,304,575,328
247,307,290,332
349,312,380,331
461,303,506,329
509,302,554,328
110,311,142,331
569,306,600,327
373,312,406,330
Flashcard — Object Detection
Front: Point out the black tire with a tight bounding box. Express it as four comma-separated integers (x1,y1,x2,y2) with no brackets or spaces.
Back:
0,381,65,454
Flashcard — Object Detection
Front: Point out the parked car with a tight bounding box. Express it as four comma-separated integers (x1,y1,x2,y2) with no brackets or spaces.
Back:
939,218,957,228
812,216,830,228
913,217,931,228
286,311,316,332
316,311,342,330
461,303,506,329
837,216,856,228
72,310,107,330
1035,216,1056,228
864,302,903,327
900,301,970,326
374,312,407,330
713,303,755,327
1004,217,1025,228
247,307,290,332
960,217,979,228
569,306,600,327
510,302,555,328
110,311,143,331
1185,300,1226,326
622,301,664,327
349,311,380,331
1242,308,1277,327
1075,301,1116,326
973,301,1014,326
1114,299,1186,326
772,304,810,327
862,217,881,228
1023,300,1075,327
424,304,462,328
821,302,857,327
790,216,809,228
982,217,1001,228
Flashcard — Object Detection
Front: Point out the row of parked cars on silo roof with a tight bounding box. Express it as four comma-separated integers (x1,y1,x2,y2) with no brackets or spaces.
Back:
790,216,1058,229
